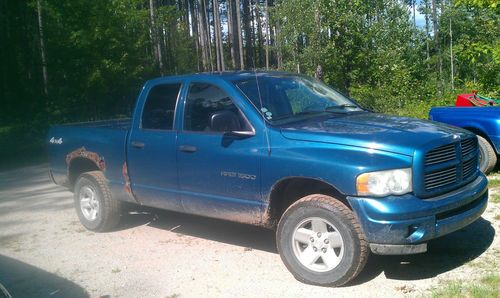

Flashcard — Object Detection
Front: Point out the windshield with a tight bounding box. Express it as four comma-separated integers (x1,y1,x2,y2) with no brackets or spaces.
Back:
234,75,364,124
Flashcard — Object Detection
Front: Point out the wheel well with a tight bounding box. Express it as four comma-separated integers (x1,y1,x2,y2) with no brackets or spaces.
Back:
265,177,348,228
68,158,100,187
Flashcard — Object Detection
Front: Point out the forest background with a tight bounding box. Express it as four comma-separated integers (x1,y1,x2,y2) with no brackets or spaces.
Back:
0,0,498,165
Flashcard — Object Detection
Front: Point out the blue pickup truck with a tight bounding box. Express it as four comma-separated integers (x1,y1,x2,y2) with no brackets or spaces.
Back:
48,72,488,286
430,107,499,174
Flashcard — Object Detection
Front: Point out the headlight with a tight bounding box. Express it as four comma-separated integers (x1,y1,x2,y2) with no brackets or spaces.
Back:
356,168,412,196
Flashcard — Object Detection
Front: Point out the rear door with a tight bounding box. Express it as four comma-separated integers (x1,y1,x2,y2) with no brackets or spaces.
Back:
127,81,184,211
176,81,265,223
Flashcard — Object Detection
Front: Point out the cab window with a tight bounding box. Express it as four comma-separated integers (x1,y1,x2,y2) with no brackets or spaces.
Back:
183,83,250,133
142,83,181,130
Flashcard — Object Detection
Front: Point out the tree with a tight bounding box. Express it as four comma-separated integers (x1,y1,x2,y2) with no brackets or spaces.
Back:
36,0,48,97
150,0,164,74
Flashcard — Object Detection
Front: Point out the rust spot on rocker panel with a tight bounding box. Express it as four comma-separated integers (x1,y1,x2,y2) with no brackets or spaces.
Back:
65,146,106,171
122,161,132,195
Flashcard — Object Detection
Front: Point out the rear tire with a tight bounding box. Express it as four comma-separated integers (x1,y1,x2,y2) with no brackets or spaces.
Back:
74,171,120,232
277,194,368,287
477,135,497,175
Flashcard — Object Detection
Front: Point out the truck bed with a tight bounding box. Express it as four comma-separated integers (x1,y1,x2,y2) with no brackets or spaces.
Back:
47,119,132,202
59,118,131,129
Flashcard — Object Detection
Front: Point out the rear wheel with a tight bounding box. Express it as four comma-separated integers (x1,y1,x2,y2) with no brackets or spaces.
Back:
277,194,368,286
74,171,120,232
477,135,497,175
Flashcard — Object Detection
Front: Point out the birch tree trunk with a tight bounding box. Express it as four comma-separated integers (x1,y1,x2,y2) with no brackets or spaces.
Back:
189,0,201,71
242,0,253,68
431,0,442,93
212,0,224,71
149,0,164,74
235,0,245,69
203,0,214,71
425,0,430,64
413,0,416,27
255,1,263,67
265,0,270,70
37,0,48,97
450,19,454,89
227,0,237,69
276,20,283,69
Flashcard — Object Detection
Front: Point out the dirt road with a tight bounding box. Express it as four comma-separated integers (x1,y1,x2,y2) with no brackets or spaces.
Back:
0,164,498,297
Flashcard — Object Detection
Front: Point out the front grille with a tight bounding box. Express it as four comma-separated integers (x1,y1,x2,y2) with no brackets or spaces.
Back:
423,137,478,195
462,156,477,179
425,143,456,165
425,166,457,190
461,138,476,157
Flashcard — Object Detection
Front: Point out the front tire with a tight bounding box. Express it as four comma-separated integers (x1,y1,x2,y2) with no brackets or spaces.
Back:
277,194,368,287
477,135,497,175
74,171,120,232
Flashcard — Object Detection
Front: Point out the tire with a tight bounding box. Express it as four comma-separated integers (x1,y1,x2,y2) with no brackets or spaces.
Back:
477,135,497,175
277,194,368,287
74,171,120,232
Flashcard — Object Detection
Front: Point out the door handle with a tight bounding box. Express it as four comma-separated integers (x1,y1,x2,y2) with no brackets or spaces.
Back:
131,141,145,149
179,145,197,153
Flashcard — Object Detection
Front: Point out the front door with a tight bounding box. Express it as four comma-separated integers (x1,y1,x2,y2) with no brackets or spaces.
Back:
177,82,264,224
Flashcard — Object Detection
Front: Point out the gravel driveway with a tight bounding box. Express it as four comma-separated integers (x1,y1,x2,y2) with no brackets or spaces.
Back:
0,164,498,297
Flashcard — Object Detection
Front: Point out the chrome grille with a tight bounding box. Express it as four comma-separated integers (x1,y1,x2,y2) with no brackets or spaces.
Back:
423,137,478,194
425,143,456,165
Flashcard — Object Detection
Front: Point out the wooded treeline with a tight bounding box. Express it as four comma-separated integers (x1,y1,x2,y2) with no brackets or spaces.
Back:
1,0,498,129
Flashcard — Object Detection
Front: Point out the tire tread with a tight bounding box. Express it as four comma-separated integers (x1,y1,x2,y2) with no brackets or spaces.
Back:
278,194,369,286
76,171,120,232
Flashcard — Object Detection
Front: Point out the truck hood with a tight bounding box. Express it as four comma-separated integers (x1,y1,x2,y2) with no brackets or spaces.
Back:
279,113,471,156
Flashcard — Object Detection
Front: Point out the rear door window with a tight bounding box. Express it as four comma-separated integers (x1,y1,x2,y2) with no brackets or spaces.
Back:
142,83,181,130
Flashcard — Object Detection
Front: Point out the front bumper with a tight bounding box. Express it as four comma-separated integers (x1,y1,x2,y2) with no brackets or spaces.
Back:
348,173,488,255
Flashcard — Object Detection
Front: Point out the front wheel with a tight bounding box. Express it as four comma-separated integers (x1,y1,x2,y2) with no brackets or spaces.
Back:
477,135,497,175
277,194,368,287
74,171,120,232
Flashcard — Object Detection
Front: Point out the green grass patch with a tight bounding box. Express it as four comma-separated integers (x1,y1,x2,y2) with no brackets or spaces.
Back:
491,193,500,204
431,274,500,298
488,178,500,189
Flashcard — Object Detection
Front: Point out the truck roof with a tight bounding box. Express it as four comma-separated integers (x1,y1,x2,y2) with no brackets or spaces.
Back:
146,71,297,84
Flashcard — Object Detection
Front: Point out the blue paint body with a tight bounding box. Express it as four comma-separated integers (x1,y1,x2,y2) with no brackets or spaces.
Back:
47,72,488,249
429,106,500,154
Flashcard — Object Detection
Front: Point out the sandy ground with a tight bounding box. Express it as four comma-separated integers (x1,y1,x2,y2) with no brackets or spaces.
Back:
0,163,498,298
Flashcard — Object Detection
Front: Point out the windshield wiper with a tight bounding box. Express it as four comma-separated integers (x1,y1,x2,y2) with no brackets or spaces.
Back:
271,110,325,121
325,104,360,111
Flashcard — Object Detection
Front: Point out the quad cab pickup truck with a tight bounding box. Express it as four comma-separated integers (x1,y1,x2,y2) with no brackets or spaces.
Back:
430,105,499,174
48,72,489,286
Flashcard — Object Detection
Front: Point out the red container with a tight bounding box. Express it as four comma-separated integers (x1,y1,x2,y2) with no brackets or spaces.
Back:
455,94,475,107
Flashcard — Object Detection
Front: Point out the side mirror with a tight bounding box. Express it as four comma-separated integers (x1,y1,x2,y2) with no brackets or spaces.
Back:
210,110,255,138
209,110,240,131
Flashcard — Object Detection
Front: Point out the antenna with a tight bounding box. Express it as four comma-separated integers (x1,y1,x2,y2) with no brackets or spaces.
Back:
253,65,271,155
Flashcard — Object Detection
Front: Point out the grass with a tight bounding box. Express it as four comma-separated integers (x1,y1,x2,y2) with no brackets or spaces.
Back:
488,171,500,203
488,178,500,189
491,193,500,204
430,275,500,298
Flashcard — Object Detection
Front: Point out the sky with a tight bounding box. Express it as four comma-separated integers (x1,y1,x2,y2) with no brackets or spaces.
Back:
415,6,426,27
